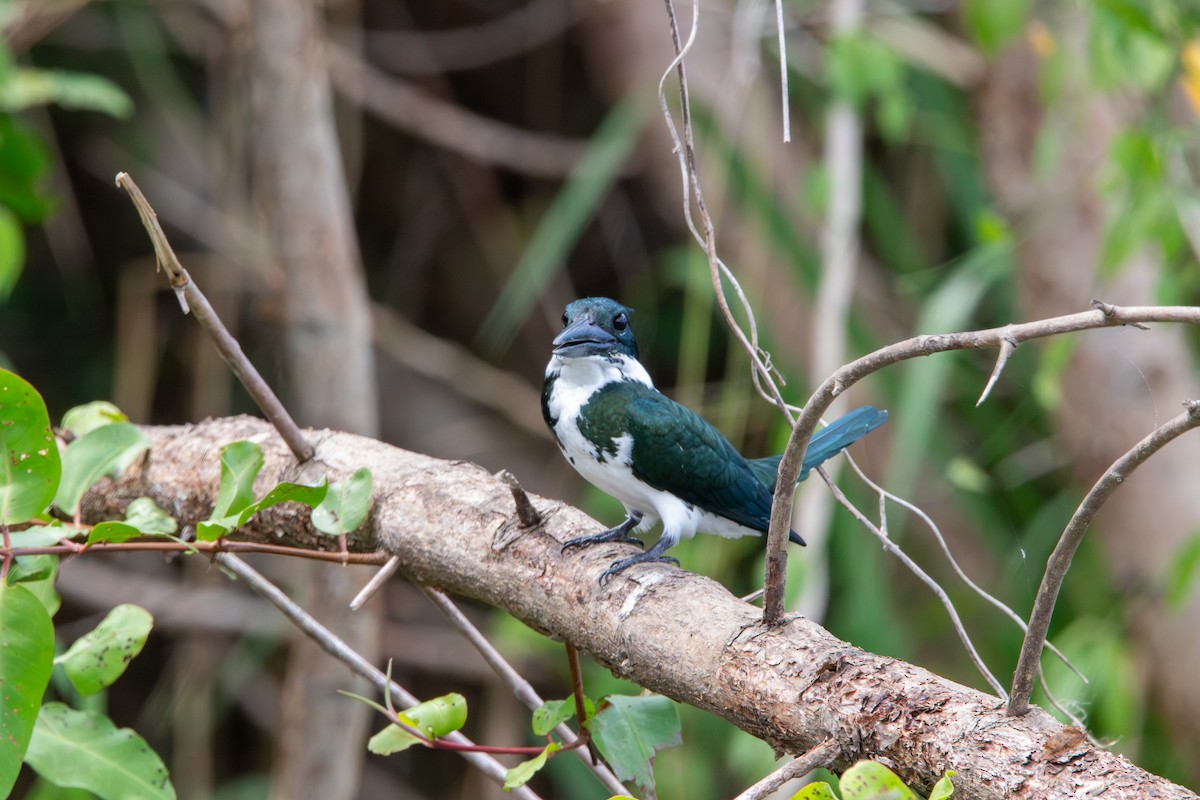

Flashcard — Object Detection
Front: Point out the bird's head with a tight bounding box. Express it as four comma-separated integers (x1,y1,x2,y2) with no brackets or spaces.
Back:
552,297,640,361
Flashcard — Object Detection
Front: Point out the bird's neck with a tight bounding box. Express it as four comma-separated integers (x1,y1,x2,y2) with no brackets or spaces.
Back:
545,353,654,394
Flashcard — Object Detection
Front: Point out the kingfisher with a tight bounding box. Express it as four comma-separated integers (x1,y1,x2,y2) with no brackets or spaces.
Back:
542,296,887,582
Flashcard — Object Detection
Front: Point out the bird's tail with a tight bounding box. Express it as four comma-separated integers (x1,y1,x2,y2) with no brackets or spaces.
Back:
749,406,888,491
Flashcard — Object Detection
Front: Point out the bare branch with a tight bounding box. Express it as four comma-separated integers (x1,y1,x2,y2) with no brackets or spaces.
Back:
114,172,314,463
1007,399,1200,716
213,552,542,800
349,556,402,610
659,0,796,421
821,467,1008,699
763,303,1200,624
732,739,839,800
846,455,1088,685
421,588,629,795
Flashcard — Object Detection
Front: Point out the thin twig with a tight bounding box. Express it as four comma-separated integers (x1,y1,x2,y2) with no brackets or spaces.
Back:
764,302,1200,625
6,538,390,565
774,0,790,143
349,555,402,610
214,552,542,800
731,738,839,800
659,0,796,422
845,454,1087,684
976,329,1018,406
114,172,314,463
421,587,628,795
1007,399,1200,716
820,468,1007,699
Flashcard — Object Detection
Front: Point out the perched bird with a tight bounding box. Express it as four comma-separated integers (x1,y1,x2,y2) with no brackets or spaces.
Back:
542,296,887,582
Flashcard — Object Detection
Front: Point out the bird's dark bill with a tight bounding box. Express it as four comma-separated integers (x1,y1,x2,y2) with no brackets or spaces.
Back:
552,319,616,358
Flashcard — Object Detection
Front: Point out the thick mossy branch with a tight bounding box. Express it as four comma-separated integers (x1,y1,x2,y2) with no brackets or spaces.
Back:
81,416,1197,800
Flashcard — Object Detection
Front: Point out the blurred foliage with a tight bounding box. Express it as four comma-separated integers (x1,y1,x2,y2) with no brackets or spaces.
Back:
1,0,1198,798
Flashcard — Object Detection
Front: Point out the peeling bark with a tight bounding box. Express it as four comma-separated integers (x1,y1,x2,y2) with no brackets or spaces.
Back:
81,416,1199,800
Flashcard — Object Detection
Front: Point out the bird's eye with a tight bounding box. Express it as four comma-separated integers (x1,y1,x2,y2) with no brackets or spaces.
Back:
613,313,628,331
561,313,569,327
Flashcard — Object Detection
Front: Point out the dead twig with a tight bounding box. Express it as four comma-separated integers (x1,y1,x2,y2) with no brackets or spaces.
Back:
1007,399,1200,715
764,302,1200,625
114,172,314,463
732,738,839,800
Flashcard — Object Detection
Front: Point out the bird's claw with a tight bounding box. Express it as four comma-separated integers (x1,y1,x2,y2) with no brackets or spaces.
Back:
560,519,643,554
598,555,680,585
561,530,641,553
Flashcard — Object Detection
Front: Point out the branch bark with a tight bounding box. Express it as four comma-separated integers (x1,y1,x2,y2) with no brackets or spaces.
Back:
81,415,1199,800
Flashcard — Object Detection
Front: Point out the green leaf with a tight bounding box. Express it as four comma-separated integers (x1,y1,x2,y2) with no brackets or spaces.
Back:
14,556,59,617
929,770,956,800
0,368,60,525
532,697,589,736
0,69,134,118
61,402,128,438
198,475,327,542
0,204,23,302
963,0,1031,55
839,761,920,799
55,604,153,695
311,468,372,536
53,422,150,516
590,694,681,795
475,96,647,358
0,583,55,798
209,440,263,519
86,522,142,545
24,703,175,799
8,553,55,584
367,693,468,755
122,496,177,534
790,782,837,800
503,742,560,791
196,441,269,541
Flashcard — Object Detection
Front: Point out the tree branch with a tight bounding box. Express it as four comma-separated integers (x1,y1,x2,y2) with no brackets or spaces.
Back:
763,302,1200,623
1007,399,1200,715
81,415,1199,800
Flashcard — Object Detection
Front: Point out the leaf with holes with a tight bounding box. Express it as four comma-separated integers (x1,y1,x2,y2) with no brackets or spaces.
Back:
0,368,60,525
839,761,920,799
590,694,681,795
55,604,153,695
790,782,837,800
0,584,54,797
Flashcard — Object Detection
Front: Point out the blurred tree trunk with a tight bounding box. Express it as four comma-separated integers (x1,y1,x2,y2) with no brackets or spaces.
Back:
247,1,380,798
979,20,1200,757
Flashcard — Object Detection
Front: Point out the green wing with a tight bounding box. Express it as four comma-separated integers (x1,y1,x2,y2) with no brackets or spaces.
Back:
577,381,774,532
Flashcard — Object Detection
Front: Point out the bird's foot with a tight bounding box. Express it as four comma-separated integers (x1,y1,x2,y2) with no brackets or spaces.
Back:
561,527,643,552
561,514,644,553
599,552,680,585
